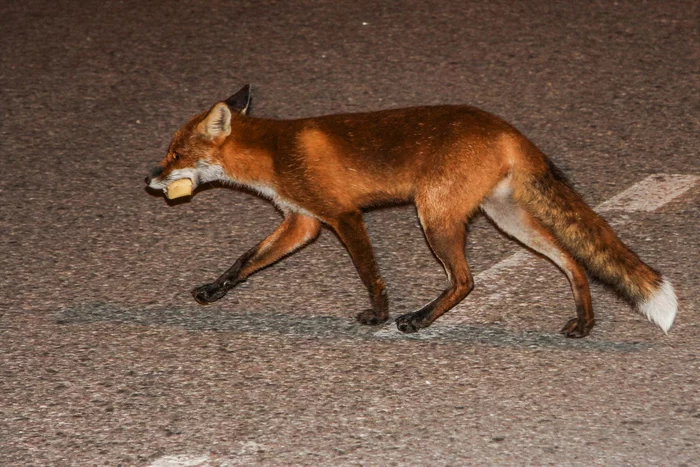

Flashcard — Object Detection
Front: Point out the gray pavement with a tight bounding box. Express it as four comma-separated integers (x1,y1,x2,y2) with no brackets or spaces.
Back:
1,1,698,465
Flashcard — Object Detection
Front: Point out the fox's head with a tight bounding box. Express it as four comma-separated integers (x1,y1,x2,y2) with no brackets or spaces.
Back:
145,85,252,199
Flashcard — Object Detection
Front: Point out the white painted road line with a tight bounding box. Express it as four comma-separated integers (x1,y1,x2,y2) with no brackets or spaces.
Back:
149,441,267,466
596,173,699,213
149,454,210,466
472,250,532,286
376,173,699,332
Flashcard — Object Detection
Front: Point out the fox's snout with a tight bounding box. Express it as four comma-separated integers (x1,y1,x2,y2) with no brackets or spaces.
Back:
145,166,163,185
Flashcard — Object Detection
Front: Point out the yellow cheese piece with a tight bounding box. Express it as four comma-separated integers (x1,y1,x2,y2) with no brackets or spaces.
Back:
166,178,193,199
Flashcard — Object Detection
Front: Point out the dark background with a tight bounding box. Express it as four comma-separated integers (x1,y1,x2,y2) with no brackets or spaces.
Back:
1,1,698,465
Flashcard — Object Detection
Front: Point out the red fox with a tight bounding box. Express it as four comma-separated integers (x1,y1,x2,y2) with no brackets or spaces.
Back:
146,85,677,337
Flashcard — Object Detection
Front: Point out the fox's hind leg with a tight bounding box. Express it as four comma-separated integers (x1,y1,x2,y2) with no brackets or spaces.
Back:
481,181,594,337
395,195,477,333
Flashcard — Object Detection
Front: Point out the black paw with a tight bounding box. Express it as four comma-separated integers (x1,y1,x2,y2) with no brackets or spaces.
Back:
395,312,429,334
191,282,230,305
560,317,595,338
356,309,389,326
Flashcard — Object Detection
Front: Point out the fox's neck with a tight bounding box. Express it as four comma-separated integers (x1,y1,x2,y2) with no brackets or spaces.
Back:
219,116,292,191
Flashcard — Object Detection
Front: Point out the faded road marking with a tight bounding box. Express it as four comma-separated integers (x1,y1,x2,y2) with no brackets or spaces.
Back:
472,250,531,285
149,441,267,466
596,173,699,213
149,454,210,467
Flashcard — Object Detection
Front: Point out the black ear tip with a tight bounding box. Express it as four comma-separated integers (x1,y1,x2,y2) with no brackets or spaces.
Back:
224,85,253,113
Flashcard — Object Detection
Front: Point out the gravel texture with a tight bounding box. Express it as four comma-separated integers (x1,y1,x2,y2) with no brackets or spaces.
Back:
1,0,698,465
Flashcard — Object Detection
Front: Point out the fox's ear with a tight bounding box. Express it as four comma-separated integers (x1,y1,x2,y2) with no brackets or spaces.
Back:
225,84,251,115
199,102,232,140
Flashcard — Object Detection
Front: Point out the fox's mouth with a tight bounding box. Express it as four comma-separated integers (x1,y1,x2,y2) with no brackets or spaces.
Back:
145,161,227,196
147,166,200,189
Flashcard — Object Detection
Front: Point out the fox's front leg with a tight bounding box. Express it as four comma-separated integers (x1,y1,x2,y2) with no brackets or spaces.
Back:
192,213,321,304
328,211,389,325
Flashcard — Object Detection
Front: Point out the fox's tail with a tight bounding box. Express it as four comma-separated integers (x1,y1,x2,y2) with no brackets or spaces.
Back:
514,161,677,332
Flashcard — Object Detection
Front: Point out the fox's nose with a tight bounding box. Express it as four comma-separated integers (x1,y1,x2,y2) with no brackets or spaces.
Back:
145,166,163,185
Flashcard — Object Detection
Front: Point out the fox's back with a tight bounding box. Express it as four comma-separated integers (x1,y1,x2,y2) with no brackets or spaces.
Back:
284,105,523,209
304,105,512,160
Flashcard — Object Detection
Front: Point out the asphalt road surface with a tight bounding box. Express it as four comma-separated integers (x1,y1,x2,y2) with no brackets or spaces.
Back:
1,1,698,465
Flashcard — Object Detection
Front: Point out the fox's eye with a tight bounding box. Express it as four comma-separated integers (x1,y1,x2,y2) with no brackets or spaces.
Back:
172,152,180,161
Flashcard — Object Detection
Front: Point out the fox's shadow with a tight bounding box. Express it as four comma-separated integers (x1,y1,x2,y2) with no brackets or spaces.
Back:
55,302,650,352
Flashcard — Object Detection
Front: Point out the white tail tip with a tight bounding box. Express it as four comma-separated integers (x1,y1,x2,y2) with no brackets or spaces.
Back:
638,278,677,333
